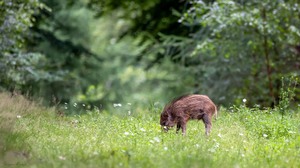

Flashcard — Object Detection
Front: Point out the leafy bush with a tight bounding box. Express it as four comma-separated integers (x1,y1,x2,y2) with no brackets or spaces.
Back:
277,76,298,116
160,0,300,106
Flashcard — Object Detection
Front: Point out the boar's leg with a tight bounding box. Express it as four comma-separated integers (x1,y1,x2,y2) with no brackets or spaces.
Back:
176,124,181,134
202,114,212,136
179,121,187,136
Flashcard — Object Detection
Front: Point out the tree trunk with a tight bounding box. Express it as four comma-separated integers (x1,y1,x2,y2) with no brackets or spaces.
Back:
262,7,276,106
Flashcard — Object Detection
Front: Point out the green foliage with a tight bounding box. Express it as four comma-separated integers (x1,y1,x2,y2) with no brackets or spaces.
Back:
160,0,300,106
26,0,183,107
1,0,299,110
26,0,101,101
87,0,189,36
64,10,189,109
0,0,45,51
1,94,300,167
0,0,59,92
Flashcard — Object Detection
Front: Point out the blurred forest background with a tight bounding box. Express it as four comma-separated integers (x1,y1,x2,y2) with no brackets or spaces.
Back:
0,0,299,111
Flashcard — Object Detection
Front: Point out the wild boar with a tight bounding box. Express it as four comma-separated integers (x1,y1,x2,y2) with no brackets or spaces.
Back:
160,94,217,136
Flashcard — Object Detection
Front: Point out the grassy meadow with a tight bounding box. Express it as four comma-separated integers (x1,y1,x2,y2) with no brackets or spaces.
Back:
0,92,300,168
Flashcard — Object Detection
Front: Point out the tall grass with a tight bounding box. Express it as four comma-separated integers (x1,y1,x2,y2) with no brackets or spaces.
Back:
0,92,55,166
0,92,299,167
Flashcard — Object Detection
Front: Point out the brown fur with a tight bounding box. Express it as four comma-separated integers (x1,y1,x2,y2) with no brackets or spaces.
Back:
160,94,217,136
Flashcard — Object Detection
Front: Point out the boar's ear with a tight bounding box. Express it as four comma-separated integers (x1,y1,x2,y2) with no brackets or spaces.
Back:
161,110,168,116
167,110,175,120
166,108,172,115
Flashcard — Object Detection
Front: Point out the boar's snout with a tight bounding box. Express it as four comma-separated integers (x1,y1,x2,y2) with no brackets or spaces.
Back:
160,120,175,133
161,126,169,132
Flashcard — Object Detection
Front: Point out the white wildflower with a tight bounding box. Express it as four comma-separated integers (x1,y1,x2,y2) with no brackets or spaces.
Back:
263,134,268,138
217,133,222,138
58,156,66,160
254,104,261,108
208,148,216,153
113,103,122,107
243,98,247,103
164,146,168,151
140,128,146,132
16,115,21,119
178,18,183,23
153,137,160,143
124,132,130,136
